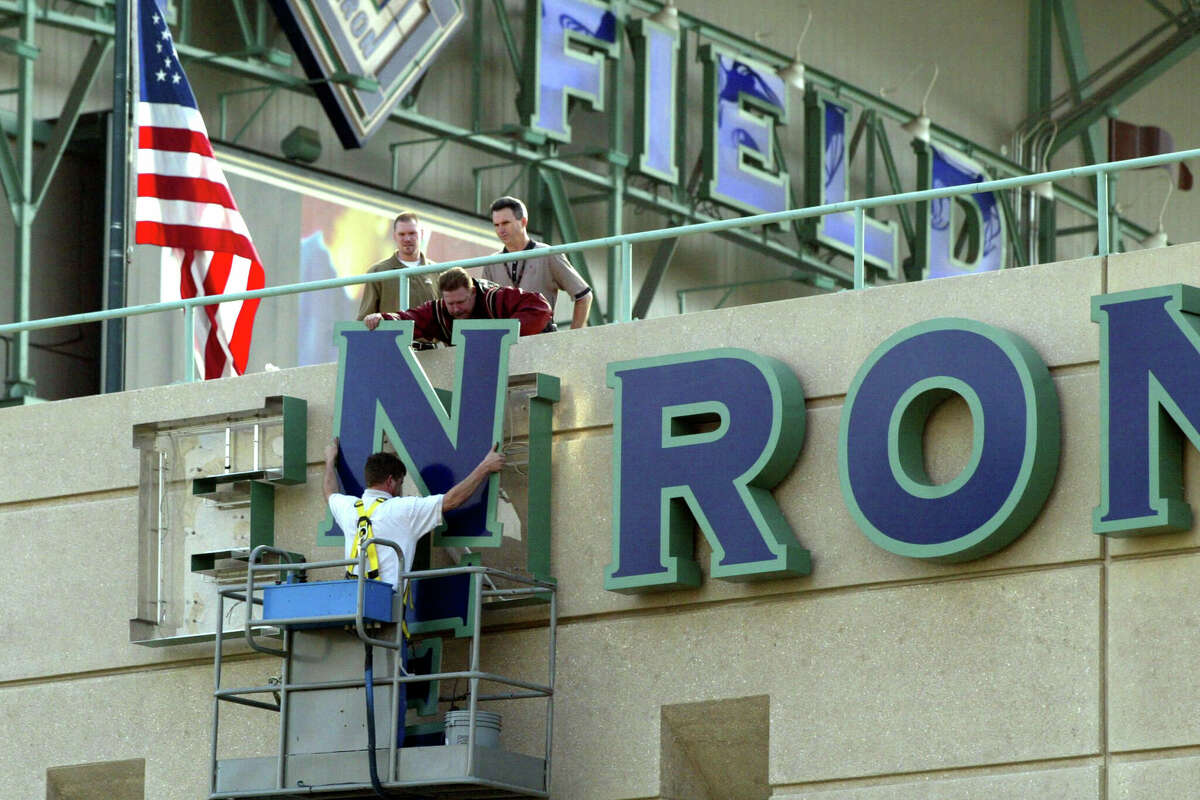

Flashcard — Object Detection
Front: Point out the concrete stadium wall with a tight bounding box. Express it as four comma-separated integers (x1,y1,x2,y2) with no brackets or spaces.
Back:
3,242,1200,798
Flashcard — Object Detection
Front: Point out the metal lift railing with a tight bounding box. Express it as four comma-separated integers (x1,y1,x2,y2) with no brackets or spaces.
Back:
209,543,557,799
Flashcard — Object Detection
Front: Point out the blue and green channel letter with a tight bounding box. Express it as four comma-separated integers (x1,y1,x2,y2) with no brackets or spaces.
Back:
605,349,810,593
1093,285,1200,536
839,318,1060,562
521,0,617,142
319,319,517,548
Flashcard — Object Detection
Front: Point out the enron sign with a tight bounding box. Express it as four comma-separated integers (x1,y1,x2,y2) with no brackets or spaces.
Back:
322,284,1200,595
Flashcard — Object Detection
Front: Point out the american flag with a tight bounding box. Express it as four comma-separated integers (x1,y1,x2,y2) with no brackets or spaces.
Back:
134,0,265,379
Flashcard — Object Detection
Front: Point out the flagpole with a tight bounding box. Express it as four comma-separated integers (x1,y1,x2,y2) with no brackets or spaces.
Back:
103,0,132,393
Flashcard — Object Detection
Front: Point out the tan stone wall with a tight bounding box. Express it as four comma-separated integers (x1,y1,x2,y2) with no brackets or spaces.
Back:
3,244,1200,798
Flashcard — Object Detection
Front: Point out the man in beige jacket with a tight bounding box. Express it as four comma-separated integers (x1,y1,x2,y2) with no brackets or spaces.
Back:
356,211,440,322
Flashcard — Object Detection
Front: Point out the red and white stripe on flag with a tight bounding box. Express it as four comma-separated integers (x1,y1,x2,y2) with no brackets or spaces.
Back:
134,1,264,379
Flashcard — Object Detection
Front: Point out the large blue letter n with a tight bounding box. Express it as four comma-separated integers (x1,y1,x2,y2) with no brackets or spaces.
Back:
320,319,517,547
1094,285,1200,536
605,349,810,593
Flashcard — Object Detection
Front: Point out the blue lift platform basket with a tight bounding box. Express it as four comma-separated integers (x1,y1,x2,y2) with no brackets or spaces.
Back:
208,542,557,799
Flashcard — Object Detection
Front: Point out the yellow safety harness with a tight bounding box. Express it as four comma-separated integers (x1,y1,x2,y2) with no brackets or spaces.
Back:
348,498,385,580
348,496,415,639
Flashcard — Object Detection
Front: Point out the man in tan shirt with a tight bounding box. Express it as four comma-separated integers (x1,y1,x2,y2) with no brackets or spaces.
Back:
483,196,593,331
356,211,440,321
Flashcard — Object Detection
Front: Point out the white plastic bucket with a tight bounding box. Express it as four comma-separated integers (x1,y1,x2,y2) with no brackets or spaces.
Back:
444,709,502,748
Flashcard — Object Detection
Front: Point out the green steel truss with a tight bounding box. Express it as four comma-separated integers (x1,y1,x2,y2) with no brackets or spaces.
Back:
0,0,1188,398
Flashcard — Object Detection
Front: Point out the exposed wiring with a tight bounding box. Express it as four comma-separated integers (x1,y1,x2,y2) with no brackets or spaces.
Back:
796,9,814,54
1154,169,1174,233
880,62,938,112
362,644,389,797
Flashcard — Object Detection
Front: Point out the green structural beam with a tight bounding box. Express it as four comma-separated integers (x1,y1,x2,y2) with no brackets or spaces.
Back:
229,0,255,50
0,110,22,218
539,166,607,326
32,35,111,211
491,0,522,78
632,236,679,320
0,0,1175,327
1028,0,1052,121
1053,13,1200,151
997,189,1029,269
605,3,628,325
1142,0,1178,21
5,0,36,400
6,0,1159,257
872,116,916,252
1052,0,1104,168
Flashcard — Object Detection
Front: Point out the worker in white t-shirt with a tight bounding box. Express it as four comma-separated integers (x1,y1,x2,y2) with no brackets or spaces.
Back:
323,438,503,592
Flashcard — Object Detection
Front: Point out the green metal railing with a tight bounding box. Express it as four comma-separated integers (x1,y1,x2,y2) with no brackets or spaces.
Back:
1,146,1196,385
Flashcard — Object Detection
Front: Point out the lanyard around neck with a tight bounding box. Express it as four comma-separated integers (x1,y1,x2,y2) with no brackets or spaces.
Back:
505,240,535,286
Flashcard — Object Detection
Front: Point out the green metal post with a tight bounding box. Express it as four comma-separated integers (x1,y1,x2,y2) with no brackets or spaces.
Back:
178,0,191,46
853,207,865,289
1037,195,1057,262
471,0,483,131
1026,0,1053,263
184,304,196,383
908,139,932,282
673,27,688,207
255,0,268,50
5,0,36,400
605,2,627,325
865,111,877,207
606,174,625,323
104,0,130,394
616,241,632,322
1027,0,1052,121
1108,172,1121,252
1096,172,1109,256
1052,0,1105,169
872,117,916,251
396,265,409,310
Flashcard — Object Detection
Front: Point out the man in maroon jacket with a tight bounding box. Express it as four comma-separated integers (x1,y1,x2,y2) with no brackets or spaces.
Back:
363,266,552,345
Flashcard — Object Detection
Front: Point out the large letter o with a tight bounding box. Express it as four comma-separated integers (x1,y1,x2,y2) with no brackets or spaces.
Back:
839,318,1060,562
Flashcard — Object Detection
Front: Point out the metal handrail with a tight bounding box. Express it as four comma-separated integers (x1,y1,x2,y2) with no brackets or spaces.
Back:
3,147,1196,382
